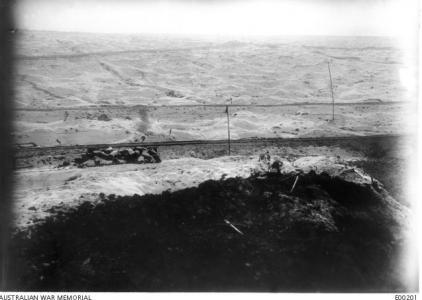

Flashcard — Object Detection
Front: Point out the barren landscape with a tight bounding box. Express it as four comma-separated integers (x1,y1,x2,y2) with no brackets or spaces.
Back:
9,30,417,292
15,31,412,108
13,30,415,147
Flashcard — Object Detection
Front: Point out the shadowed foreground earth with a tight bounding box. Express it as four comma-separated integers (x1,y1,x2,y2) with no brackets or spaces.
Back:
9,170,409,292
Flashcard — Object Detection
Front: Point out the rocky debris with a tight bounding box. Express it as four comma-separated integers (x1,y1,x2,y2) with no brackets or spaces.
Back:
295,111,309,116
255,152,296,176
165,90,184,98
73,146,161,168
61,160,71,167
97,113,111,121
255,153,378,187
292,156,374,185
269,159,282,174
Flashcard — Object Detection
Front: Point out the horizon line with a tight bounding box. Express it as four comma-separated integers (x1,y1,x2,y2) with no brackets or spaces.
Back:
14,28,398,39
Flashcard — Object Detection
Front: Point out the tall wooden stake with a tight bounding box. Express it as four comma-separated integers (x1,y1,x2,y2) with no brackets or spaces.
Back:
327,61,335,121
225,105,231,155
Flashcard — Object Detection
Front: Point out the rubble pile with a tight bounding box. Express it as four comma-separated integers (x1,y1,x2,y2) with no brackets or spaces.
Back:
74,146,161,168
254,152,378,187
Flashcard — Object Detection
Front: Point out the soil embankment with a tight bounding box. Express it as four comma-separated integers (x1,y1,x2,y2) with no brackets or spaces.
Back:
9,170,409,292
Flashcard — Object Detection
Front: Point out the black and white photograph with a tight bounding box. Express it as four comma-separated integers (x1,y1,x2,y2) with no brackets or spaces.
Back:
0,0,420,295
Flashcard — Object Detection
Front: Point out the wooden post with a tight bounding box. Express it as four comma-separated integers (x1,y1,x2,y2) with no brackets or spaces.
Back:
327,61,335,121
290,175,299,193
225,105,231,155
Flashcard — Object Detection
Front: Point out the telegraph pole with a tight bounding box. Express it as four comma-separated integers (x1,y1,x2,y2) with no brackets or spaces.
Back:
327,61,335,121
225,105,231,155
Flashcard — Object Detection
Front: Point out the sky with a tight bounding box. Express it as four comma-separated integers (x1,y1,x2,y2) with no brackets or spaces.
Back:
14,0,419,37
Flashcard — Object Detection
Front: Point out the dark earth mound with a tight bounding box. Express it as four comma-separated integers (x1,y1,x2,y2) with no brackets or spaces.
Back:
8,172,407,292
353,157,408,206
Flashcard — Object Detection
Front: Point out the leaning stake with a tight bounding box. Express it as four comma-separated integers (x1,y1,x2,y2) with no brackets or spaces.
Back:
290,175,299,193
224,219,244,235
